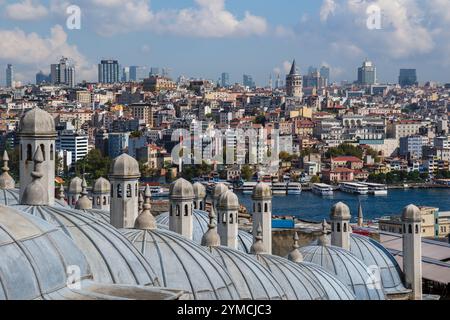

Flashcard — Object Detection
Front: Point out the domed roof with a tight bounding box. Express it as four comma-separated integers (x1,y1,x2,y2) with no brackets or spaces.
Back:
192,182,206,199
0,205,90,299
121,228,240,300
75,178,92,210
252,182,272,200
300,245,385,300
93,177,111,194
69,177,83,194
0,187,67,207
13,205,160,287
206,246,286,300
156,209,253,253
169,178,194,200
212,183,229,200
349,234,409,296
218,190,239,210
18,107,56,136
252,254,328,300
402,204,421,222
330,202,351,219
110,153,140,178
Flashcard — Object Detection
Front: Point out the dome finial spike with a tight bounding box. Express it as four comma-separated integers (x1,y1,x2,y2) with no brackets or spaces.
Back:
201,207,221,247
21,147,48,205
0,149,15,190
58,184,66,201
2,150,10,172
134,185,157,230
251,223,266,255
288,231,304,263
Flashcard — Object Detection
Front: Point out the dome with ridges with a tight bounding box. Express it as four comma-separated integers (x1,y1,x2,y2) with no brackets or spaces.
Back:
18,107,56,136
252,182,271,200
110,153,140,178
169,178,194,200
192,182,206,199
93,177,111,194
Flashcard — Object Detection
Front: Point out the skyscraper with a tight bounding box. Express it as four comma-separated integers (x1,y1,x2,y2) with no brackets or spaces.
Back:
36,71,51,85
50,57,75,87
150,67,160,76
357,60,376,85
65,66,75,88
307,66,318,76
243,74,256,88
221,72,230,87
320,66,330,85
129,66,149,82
98,60,120,84
50,64,60,84
6,64,13,88
286,60,303,98
122,67,130,82
399,69,418,87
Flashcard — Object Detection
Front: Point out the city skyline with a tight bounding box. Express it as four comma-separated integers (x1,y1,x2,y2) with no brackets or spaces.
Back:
0,0,450,85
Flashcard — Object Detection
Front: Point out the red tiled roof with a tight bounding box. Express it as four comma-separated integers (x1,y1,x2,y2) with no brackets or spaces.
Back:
331,156,362,162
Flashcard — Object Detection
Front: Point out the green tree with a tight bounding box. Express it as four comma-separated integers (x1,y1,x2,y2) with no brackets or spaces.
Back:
75,149,112,182
326,143,363,159
310,175,321,183
241,165,254,181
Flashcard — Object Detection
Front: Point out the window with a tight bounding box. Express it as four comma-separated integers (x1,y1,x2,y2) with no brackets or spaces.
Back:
27,144,32,161
50,144,54,161
337,223,341,232
403,225,406,234
193,202,197,209
97,197,100,205
184,204,189,216
135,184,138,197
264,203,268,213
331,223,334,232
170,206,173,216
103,196,107,205
176,205,180,216
40,144,45,161
229,213,234,224
408,224,412,234
20,145,22,160
117,184,122,198
199,201,203,210
343,223,347,232
258,203,261,213
222,213,227,223
127,184,132,198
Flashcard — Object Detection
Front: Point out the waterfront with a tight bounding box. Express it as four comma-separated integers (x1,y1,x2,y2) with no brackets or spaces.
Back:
237,188,450,222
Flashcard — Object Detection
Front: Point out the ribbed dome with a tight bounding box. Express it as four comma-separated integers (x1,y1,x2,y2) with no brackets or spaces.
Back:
93,177,111,194
192,182,206,199
349,234,409,296
0,188,67,207
156,209,253,253
0,172,15,190
169,178,194,200
212,183,229,200
402,204,421,222
289,262,355,300
18,107,56,136
253,254,328,300
69,177,83,193
206,246,286,300
110,154,140,178
252,182,272,200
300,245,385,300
121,228,240,300
330,202,351,219
218,190,239,210
14,205,160,287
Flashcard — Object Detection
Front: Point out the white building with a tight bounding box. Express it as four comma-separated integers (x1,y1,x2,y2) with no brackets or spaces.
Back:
56,130,89,165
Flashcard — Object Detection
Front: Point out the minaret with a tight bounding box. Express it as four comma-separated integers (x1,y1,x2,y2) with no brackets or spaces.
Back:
201,209,221,247
169,178,194,240
402,204,423,300
138,191,144,213
0,150,15,189
330,202,351,250
357,202,364,227
92,177,111,211
286,60,303,99
21,147,48,205
134,186,157,230
252,182,272,254
211,183,229,219
250,224,266,255
217,190,239,250
109,153,141,229
68,176,82,207
193,182,206,210
18,107,57,205
288,232,303,263
75,176,92,210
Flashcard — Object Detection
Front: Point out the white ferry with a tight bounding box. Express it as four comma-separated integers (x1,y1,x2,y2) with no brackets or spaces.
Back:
272,183,287,195
148,186,170,198
339,182,369,195
287,182,302,195
312,183,334,196
359,182,388,196
242,182,258,194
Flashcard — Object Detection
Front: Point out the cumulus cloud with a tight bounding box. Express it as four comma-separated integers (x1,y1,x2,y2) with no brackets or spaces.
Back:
320,0,337,22
4,0,48,21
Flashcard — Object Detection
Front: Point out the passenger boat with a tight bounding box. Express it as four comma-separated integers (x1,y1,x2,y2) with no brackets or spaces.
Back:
312,183,334,196
339,182,369,195
272,183,287,195
242,182,258,194
359,182,388,195
287,182,302,195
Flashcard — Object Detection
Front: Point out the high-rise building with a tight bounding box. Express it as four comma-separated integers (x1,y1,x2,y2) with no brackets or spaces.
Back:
150,67,160,76
56,129,89,165
320,66,330,84
243,74,256,89
357,60,376,85
129,66,149,82
36,71,51,85
399,69,418,87
286,60,303,98
50,57,75,87
65,66,75,88
6,64,13,88
275,74,283,89
50,64,60,84
221,72,230,87
98,60,120,84
307,66,318,76
122,67,130,82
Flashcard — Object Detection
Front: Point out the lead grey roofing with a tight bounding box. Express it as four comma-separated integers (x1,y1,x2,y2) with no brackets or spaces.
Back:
253,254,329,300
13,205,160,287
156,209,253,253
349,233,409,295
0,188,68,207
121,228,240,300
206,246,286,300
300,245,386,300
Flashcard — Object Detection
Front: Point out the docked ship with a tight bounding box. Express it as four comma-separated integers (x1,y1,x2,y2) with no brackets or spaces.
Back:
359,182,388,196
286,182,302,195
312,183,334,196
339,182,369,195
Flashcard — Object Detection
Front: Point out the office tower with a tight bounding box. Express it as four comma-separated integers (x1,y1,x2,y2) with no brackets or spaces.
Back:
243,74,256,88
98,60,120,84
150,67,160,76
357,60,376,85
59,57,68,84
129,66,148,82
6,64,13,88
399,69,418,87
307,66,317,76
36,71,51,85
65,66,75,88
268,74,273,89
221,72,230,87
56,129,89,164
50,57,75,87
286,60,303,98
122,67,130,82
162,68,170,78
50,64,60,84
320,66,330,84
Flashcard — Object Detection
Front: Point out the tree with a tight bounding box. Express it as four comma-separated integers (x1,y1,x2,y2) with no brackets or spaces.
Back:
326,143,363,159
74,149,112,182
310,175,321,184
241,165,254,181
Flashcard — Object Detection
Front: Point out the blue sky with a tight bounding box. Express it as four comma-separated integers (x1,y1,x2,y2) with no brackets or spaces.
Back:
1,0,450,86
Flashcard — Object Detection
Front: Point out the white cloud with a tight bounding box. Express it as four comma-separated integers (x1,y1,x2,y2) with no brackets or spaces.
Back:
320,0,337,22
5,0,48,21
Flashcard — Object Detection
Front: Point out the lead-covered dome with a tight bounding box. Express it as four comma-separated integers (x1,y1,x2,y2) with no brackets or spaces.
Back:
349,234,409,296
110,154,140,178
18,107,56,136
402,204,421,222
330,202,351,219
121,228,240,300
169,178,194,200
192,182,206,199
300,245,385,300
212,183,229,200
93,177,111,194
156,209,253,253
69,177,83,194
13,205,160,287
218,190,239,210
252,182,272,200
206,246,286,300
